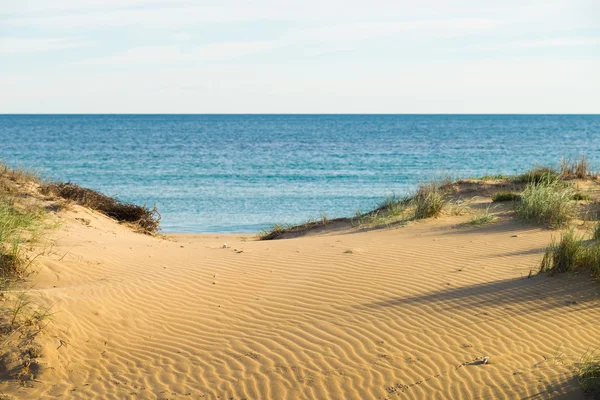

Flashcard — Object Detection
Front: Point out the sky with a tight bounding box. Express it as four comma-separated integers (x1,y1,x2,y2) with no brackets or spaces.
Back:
1,0,599,113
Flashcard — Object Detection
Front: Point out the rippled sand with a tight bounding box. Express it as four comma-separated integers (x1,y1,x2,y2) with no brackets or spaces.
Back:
4,206,599,399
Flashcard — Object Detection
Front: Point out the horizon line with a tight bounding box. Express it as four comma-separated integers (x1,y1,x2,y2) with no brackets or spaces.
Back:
1,113,599,116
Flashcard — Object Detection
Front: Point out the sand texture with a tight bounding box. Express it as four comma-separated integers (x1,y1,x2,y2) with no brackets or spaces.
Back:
2,205,600,399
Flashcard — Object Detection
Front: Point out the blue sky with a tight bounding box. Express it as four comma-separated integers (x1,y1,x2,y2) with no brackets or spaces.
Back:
1,0,599,113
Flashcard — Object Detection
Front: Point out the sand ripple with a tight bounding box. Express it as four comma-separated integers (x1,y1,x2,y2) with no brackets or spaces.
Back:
3,212,598,399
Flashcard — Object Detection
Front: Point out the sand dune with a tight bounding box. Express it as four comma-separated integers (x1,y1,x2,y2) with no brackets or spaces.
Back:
2,205,600,399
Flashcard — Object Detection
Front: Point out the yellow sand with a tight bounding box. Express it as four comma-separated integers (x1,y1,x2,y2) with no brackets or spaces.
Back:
3,205,600,399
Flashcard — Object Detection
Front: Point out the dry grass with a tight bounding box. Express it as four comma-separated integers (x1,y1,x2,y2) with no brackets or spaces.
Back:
41,182,161,234
560,156,593,179
258,223,291,240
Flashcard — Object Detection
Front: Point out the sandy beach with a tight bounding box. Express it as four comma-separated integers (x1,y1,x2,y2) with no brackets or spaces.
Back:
2,192,599,399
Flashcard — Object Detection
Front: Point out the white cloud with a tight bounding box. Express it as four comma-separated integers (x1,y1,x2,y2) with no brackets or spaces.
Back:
508,37,600,48
1,0,598,112
464,37,600,52
2,60,599,113
3,0,592,30
293,18,502,42
0,37,93,54
77,41,282,65
73,17,506,66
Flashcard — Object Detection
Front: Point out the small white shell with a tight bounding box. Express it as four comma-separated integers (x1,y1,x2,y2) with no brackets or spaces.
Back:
482,356,489,364
221,243,229,249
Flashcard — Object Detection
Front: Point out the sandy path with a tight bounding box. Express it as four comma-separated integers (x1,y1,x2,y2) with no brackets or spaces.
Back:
3,207,599,399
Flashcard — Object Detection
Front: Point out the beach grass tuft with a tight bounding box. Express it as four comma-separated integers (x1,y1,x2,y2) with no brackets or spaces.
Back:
411,179,449,220
539,229,600,279
560,156,593,179
471,173,509,181
515,175,574,227
0,164,52,384
491,192,521,202
571,191,592,201
593,223,600,241
41,181,161,234
512,166,559,184
577,352,600,397
0,196,45,283
258,223,290,240
469,205,496,225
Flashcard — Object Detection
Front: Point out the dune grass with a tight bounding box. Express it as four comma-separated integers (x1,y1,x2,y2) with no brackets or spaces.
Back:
512,167,559,184
560,156,593,179
593,224,600,241
571,191,592,201
261,158,598,240
539,229,600,279
491,192,521,202
0,195,45,286
411,180,449,220
41,181,161,234
469,205,496,226
258,223,290,240
471,173,509,181
515,175,575,227
355,196,409,227
0,165,50,384
577,352,600,398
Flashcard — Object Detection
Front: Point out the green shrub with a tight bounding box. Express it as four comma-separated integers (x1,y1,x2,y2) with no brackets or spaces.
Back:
515,176,574,227
491,192,521,202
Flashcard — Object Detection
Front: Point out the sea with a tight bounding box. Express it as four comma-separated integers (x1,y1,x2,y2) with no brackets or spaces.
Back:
0,115,598,233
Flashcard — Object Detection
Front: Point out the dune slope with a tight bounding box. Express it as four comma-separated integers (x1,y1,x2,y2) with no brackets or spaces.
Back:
3,205,600,399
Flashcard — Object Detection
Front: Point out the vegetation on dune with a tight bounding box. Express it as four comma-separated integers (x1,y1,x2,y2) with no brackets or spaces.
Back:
515,175,575,227
577,352,600,398
0,200,44,283
539,229,600,280
262,157,599,239
258,223,291,240
41,181,161,234
0,164,50,384
0,162,166,384
411,179,449,220
571,191,592,201
0,165,45,286
512,167,559,184
560,156,593,179
491,192,521,202
469,205,496,226
470,173,509,181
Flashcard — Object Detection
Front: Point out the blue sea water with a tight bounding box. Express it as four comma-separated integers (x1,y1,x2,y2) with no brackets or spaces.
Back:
0,115,598,233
